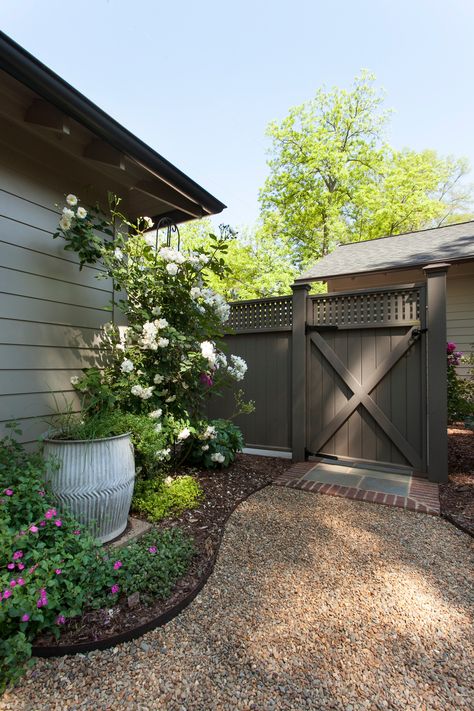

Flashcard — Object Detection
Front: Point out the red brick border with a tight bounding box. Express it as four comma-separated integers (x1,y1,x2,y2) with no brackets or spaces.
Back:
274,462,440,515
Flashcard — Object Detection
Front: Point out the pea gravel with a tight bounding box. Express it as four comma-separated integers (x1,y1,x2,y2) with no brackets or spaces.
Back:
2,487,473,711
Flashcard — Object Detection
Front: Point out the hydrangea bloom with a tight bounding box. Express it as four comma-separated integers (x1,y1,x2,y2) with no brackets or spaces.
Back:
131,384,155,400
159,247,185,264
153,374,164,385
228,355,247,381
211,452,225,463
201,444,209,451
149,409,162,419
157,337,169,348
166,263,179,276
177,427,191,441
202,425,217,440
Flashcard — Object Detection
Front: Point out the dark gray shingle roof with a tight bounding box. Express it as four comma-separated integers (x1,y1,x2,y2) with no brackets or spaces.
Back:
297,221,474,282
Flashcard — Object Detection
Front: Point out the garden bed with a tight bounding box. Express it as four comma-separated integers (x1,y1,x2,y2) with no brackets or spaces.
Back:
440,424,474,536
32,454,289,653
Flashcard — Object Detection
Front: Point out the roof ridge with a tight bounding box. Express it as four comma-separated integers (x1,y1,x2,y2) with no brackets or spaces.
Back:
338,220,474,247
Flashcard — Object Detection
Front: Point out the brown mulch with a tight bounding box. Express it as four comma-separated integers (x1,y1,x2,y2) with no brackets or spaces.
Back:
440,424,474,536
33,453,290,649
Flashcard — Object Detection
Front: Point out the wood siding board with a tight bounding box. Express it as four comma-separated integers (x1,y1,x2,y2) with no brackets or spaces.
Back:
0,391,80,422
0,293,111,329
0,345,106,371
0,320,103,348
0,370,89,396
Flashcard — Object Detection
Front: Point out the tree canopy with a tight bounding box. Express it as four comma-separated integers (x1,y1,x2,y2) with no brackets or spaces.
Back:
259,71,473,269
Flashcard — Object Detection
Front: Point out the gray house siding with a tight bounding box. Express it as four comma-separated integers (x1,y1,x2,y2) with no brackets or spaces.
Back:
0,137,112,445
446,274,474,379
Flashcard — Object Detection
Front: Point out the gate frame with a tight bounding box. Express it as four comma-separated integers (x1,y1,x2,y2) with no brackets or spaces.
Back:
291,273,449,483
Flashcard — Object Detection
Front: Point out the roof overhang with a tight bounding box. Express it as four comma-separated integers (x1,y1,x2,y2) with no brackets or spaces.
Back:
0,31,226,224
295,256,474,284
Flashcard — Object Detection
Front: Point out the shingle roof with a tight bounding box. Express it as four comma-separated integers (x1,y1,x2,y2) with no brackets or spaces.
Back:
297,221,474,282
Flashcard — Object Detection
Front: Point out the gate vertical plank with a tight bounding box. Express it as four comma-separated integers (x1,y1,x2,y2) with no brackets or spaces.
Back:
361,329,377,461
390,329,408,465
334,331,350,457
374,330,392,464
347,328,362,459
291,284,310,461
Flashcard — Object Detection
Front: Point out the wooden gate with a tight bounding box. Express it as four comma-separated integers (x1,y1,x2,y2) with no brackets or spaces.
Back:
306,285,427,472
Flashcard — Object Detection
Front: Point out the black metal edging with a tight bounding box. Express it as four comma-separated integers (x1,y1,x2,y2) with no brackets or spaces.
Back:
441,513,474,539
31,481,272,658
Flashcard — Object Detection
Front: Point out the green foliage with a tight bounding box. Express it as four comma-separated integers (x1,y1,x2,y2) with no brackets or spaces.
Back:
0,428,114,691
447,345,474,424
188,419,244,469
260,71,473,270
133,475,204,522
180,218,297,299
115,528,194,601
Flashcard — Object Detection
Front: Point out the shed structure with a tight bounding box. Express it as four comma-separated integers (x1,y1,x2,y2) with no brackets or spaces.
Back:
0,31,225,445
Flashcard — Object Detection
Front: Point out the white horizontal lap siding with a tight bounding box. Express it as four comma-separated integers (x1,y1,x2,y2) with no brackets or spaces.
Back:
447,274,474,380
0,157,113,446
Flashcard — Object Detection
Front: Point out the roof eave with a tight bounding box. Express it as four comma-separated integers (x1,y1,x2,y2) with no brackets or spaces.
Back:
0,31,226,217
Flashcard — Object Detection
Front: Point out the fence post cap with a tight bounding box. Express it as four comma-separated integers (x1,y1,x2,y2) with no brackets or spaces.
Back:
291,282,311,292
422,262,451,274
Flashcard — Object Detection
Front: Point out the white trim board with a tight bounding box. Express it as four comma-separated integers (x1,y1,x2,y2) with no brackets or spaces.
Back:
243,448,292,459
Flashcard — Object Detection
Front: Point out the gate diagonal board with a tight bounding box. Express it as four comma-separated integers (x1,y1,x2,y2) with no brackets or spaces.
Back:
309,327,423,470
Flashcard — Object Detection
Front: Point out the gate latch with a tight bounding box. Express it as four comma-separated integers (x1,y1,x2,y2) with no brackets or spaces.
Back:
412,327,428,339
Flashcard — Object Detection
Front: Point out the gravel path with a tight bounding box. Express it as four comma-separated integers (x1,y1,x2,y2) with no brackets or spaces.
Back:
2,487,473,711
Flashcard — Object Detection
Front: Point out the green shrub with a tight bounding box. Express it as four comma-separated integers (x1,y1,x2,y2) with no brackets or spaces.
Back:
0,426,114,691
113,528,194,601
187,419,244,469
133,475,203,522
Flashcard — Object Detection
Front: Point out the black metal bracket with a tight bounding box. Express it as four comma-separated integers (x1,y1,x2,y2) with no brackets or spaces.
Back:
412,327,428,339
305,448,338,460
305,324,338,334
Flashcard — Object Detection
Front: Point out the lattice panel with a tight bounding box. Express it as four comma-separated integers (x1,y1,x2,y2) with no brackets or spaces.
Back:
227,297,293,331
310,288,421,327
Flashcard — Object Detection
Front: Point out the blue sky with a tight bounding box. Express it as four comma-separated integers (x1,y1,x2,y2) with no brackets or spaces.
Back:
2,0,474,229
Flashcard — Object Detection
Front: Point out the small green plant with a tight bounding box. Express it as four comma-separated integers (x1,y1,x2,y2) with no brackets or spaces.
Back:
112,528,194,601
447,342,474,423
188,419,244,469
133,475,204,522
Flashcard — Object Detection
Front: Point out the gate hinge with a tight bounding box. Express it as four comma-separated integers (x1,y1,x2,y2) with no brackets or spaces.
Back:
305,324,338,334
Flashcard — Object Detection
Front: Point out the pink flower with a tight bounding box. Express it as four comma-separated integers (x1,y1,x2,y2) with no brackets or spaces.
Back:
17,578,25,586
56,615,66,625
40,588,47,599
55,519,62,527
36,599,43,608
148,546,157,554
21,614,30,622
110,584,120,595
4,489,13,496
200,372,213,388
17,563,25,570
18,530,26,536
39,520,46,527
9,580,16,587
7,563,14,570
3,589,12,599
29,525,39,533
55,569,62,575
38,490,45,497
113,561,122,570
45,508,57,520
13,550,23,560
73,530,81,535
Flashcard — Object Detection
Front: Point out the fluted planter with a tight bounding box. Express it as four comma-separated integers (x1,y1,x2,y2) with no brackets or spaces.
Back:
43,433,135,544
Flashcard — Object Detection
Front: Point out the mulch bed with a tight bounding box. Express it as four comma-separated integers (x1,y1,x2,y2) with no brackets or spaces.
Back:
440,424,474,536
33,454,289,650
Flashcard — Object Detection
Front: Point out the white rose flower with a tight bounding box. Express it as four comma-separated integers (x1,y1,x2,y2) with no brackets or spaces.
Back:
59,215,72,231
200,340,216,366
215,352,227,368
165,395,176,402
190,287,202,299
164,475,173,485
154,422,162,433
120,359,134,373
114,247,124,261
62,207,74,218
142,216,154,229
155,318,168,329
149,409,163,419
76,206,87,219
152,306,161,316
210,452,225,463
203,425,217,440
131,385,143,397
66,194,78,206
201,444,209,451
70,376,79,386
145,234,156,248
141,386,155,400
153,374,164,384
157,337,169,348
198,254,209,264
228,354,248,381
177,427,191,441
166,263,179,276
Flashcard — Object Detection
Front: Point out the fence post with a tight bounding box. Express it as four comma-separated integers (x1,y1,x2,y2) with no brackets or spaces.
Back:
422,263,450,483
291,283,310,462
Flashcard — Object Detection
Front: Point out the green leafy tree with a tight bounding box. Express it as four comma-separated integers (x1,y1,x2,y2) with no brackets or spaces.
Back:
260,71,473,268
179,218,297,299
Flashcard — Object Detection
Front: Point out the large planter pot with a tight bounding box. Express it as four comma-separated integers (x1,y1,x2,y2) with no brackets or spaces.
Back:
43,432,135,544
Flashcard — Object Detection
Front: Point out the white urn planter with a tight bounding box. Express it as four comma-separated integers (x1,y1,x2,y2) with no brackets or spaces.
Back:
43,432,135,544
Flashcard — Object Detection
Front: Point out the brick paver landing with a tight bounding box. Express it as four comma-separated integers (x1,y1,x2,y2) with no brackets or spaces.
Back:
274,460,440,515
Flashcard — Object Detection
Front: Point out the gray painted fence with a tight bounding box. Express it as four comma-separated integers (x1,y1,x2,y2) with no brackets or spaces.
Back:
209,279,448,482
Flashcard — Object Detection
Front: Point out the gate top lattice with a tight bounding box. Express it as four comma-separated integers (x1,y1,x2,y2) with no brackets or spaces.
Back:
310,286,422,328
